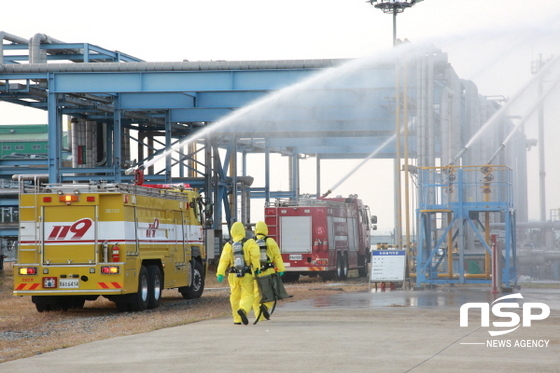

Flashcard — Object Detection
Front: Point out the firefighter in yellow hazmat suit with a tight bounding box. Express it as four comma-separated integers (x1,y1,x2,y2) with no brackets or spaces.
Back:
216,222,261,325
253,221,286,321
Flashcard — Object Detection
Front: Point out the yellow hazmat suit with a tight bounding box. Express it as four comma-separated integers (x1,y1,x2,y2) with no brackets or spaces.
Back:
217,222,260,325
253,221,286,321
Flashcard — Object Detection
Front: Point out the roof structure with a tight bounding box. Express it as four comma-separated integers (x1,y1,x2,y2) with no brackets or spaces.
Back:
0,32,527,233
0,34,435,164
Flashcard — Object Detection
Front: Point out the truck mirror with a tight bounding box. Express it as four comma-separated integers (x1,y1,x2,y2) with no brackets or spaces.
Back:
372,225,377,231
371,216,377,224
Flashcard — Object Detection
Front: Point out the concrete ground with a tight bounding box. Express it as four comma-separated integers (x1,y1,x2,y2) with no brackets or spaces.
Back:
1,286,559,373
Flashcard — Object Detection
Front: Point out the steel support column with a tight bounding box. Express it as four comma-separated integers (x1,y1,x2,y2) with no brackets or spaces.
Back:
112,98,123,183
47,73,62,183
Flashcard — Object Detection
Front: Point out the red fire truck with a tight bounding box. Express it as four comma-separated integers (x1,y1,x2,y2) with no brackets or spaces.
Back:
264,195,375,282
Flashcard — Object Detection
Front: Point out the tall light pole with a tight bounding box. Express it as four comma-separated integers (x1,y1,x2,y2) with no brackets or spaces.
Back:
367,0,423,46
367,0,422,253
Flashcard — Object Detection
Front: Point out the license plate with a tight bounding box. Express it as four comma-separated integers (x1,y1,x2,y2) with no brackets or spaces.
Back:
289,254,302,261
59,279,79,288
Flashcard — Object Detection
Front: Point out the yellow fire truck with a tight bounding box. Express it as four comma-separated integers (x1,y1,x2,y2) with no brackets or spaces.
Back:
13,180,207,312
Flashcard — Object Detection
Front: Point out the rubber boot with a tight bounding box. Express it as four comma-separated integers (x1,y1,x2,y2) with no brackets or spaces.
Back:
237,309,249,325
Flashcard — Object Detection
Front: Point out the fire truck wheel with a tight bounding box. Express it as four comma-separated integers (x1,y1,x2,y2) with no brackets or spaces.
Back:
341,253,349,280
114,297,130,312
320,272,335,281
180,260,204,299
336,254,344,280
128,265,150,312
282,273,300,283
71,297,86,309
358,254,368,277
32,296,52,312
59,296,86,310
147,265,163,309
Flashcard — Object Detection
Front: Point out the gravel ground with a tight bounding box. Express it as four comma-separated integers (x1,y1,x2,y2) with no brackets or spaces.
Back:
0,266,370,363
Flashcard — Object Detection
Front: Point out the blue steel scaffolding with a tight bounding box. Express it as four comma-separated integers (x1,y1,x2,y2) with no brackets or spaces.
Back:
415,165,517,287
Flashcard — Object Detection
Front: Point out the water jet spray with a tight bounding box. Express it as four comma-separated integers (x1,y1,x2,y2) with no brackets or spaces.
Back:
447,54,560,168
486,65,560,165
321,129,402,198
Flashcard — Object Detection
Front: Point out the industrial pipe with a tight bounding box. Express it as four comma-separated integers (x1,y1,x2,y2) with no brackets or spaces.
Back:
0,59,345,74
30,33,82,64
436,273,491,279
12,174,49,182
448,146,468,166
0,31,29,64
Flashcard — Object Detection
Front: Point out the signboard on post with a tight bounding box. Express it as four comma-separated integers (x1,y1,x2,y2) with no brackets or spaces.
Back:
370,250,407,282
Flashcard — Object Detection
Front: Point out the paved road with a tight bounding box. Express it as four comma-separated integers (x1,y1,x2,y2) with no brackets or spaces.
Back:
1,287,559,373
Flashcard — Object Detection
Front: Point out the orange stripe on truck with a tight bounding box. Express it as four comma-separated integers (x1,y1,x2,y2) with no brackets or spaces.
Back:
15,283,40,291
308,267,327,271
98,282,123,289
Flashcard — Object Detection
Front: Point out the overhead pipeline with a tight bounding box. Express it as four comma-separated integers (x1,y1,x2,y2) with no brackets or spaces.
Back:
0,31,28,64
0,59,345,74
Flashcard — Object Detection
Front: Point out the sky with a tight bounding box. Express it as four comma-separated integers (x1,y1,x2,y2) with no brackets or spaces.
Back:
2,0,560,232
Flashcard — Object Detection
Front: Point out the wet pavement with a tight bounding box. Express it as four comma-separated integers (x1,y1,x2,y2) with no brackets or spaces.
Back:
290,285,560,310
1,286,559,372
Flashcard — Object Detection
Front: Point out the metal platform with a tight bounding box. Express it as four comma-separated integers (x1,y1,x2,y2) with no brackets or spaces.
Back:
415,165,516,287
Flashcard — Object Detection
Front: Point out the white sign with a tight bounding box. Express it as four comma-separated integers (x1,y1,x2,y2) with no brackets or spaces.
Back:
370,250,406,282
